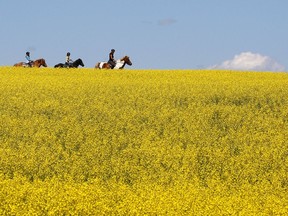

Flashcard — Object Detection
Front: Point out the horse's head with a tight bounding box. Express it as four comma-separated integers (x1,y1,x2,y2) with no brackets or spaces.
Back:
41,59,47,67
34,58,47,67
122,56,132,66
73,58,84,67
79,59,84,67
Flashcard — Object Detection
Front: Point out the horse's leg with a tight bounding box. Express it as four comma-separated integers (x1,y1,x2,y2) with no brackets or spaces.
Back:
119,63,126,69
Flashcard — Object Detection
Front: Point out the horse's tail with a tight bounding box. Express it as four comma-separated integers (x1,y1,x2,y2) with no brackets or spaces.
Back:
95,62,101,69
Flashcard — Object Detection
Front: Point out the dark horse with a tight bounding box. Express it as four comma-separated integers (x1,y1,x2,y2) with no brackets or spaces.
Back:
14,58,47,67
54,58,84,68
95,56,132,69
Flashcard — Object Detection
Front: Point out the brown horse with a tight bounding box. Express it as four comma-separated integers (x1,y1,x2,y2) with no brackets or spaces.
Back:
95,56,132,69
14,58,47,68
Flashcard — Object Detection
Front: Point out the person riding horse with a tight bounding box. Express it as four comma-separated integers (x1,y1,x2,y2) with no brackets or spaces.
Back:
25,52,33,67
95,55,132,69
65,52,74,68
108,49,116,69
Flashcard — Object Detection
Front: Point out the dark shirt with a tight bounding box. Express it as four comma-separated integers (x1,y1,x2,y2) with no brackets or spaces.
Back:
109,52,114,61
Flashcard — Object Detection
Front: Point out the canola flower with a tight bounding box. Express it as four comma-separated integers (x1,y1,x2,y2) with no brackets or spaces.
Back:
0,67,287,215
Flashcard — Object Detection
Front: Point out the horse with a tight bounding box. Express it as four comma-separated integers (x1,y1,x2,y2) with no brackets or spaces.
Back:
54,58,84,68
14,58,47,68
95,56,132,69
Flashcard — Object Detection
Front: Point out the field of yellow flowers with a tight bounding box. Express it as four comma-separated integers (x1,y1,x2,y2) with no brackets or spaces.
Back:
0,67,287,215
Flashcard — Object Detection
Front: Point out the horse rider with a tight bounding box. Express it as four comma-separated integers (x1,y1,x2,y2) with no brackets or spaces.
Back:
25,52,33,67
65,52,74,67
108,49,116,69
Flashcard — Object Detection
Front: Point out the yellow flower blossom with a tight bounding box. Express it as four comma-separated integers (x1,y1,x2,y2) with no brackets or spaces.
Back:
0,67,287,215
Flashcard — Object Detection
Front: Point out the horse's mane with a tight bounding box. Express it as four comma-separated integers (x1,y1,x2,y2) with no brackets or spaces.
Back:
74,58,82,63
34,58,45,63
73,58,84,67
34,58,47,67
121,56,129,61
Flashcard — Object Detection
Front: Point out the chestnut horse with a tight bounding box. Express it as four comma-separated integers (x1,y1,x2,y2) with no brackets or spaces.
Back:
14,58,47,68
95,56,132,69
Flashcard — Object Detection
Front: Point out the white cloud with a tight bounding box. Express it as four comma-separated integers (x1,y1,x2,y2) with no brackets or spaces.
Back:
211,52,285,72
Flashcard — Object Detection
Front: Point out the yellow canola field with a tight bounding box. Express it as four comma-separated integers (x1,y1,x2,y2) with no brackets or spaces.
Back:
0,67,287,215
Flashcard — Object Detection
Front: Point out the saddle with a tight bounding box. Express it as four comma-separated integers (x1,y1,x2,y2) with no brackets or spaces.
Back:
64,63,73,68
108,61,116,69
24,62,33,67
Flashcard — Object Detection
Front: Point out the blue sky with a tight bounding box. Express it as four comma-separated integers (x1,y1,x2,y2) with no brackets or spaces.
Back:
1,0,287,71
